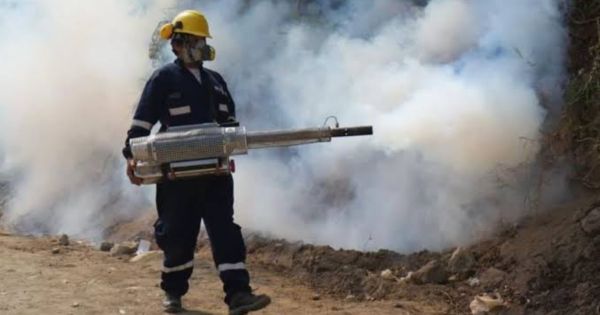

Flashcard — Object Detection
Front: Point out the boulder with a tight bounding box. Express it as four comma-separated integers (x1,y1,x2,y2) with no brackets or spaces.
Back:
581,208,600,235
110,241,138,256
100,242,114,252
58,234,69,246
469,293,505,315
447,247,475,275
411,260,449,284
479,267,507,288
380,269,395,280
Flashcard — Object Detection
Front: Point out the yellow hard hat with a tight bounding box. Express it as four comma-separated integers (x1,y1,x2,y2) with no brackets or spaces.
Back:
159,10,212,40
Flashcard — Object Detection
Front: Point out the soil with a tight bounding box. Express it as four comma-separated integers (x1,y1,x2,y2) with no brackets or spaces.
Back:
2,195,600,315
0,232,404,315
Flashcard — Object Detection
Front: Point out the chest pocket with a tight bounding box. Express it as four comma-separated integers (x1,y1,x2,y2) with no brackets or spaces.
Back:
165,91,193,125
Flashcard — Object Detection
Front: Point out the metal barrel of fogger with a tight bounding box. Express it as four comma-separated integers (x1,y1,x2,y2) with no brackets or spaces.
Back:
130,125,372,184
130,125,374,163
246,126,373,149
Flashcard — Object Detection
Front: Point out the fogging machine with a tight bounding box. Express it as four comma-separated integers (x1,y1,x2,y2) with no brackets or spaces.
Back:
130,121,373,184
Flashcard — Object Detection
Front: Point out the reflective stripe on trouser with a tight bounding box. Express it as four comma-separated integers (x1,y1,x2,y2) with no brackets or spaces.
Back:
155,175,251,299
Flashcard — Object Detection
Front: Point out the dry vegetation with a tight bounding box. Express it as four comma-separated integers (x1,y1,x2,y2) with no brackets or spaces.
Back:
553,0,600,188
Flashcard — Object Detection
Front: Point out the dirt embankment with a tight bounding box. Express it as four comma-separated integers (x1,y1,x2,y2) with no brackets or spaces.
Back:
103,190,600,314
237,196,600,315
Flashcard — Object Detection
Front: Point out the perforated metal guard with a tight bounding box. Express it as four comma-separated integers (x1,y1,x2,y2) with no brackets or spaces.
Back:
130,126,248,163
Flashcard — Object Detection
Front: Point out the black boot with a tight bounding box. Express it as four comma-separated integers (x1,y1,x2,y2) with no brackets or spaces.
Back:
228,291,271,315
162,293,183,313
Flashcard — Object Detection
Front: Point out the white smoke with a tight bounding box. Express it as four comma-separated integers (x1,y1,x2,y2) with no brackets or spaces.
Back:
0,0,174,239
0,0,567,251
202,0,567,251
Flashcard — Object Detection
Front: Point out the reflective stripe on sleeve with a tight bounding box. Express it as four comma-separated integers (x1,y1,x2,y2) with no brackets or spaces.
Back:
131,119,153,130
217,262,246,272
162,260,194,273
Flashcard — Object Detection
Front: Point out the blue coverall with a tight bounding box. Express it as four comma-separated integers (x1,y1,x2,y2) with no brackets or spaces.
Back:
122,59,251,303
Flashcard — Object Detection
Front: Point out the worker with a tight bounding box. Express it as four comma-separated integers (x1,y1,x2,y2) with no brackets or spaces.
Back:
122,9,271,314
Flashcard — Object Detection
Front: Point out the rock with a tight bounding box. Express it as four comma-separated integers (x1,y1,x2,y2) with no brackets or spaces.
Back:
51,247,61,254
99,242,114,252
582,235,600,259
345,294,356,301
58,234,69,246
448,247,475,275
411,260,448,284
469,293,505,314
467,277,481,287
479,267,507,288
71,302,80,308
110,241,138,256
311,294,321,301
129,250,162,263
581,208,600,235
380,269,395,280
136,239,151,254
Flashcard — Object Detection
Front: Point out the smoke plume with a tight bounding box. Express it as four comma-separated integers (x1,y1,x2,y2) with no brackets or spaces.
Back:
0,0,567,252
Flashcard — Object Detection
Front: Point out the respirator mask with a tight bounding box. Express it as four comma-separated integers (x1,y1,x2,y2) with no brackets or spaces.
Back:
174,34,215,63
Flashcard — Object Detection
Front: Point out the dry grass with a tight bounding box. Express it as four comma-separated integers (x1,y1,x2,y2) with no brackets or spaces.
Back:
551,0,600,188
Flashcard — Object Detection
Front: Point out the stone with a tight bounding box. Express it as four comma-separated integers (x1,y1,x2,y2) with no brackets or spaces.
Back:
479,267,507,288
447,247,475,275
411,260,448,284
469,293,505,315
311,294,321,301
129,250,162,263
467,277,480,287
581,208,600,235
51,247,60,254
110,241,138,256
380,269,395,280
58,234,69,246
99,242,114,252
71,302,80,308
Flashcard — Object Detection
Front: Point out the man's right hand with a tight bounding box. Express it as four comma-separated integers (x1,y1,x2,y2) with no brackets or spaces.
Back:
126,159,144,186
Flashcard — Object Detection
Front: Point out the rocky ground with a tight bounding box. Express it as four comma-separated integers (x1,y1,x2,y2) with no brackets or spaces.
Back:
99,194,600,315
0,231,405,315
2,194,599,315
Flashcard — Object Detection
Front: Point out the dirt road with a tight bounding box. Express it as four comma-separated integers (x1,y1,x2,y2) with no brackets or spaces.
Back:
0,233,406,315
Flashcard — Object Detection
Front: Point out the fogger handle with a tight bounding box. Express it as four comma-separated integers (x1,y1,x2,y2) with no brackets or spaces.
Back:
330,126,373,137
